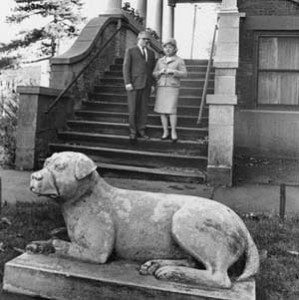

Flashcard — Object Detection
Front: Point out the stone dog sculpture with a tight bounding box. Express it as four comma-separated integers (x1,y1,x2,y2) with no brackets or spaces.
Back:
29,151,259,289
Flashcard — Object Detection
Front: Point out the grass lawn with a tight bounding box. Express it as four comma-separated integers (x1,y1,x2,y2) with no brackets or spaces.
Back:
0,202,298,300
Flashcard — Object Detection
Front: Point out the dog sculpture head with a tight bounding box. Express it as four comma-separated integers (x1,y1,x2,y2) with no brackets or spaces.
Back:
30,152,97,201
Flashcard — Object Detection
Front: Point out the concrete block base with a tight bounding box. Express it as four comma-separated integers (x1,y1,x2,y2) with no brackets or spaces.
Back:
207,165,233,187
3,253,255,300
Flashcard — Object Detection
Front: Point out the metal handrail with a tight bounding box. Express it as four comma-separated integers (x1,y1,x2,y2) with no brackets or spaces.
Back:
45,21,122,114
197,23,218,125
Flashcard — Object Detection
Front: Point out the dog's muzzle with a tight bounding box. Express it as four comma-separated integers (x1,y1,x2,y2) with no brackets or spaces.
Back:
30,169,60,198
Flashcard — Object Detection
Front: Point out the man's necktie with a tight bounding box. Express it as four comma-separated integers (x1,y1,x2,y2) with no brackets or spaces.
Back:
142,47,146,61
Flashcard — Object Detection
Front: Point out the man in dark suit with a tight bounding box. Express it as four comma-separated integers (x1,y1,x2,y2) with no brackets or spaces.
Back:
123,31,156,142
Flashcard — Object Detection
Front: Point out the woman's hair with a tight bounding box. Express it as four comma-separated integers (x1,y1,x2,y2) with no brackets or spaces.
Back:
163,38,178,54
163,43,178,54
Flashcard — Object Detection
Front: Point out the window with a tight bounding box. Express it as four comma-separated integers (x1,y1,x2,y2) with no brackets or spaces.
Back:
257,35,299,105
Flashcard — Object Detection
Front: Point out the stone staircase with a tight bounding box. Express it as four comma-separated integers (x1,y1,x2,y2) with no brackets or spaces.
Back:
49,58,214,183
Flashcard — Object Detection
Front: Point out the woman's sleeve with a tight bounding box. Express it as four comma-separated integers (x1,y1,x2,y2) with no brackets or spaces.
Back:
173,58,187,78
153,60,161,78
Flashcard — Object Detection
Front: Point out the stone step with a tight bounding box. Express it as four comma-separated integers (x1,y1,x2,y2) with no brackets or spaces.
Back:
3,253,256,300
49,143,208,169
104,70,214,79
94,85,214,96
115,57,210,66
100,77,215,88
81,101,208,117
66,120,208,140
88,93,208,107
97,162,206,183
57,131,208,156
75,111,209,127
110,64,211,73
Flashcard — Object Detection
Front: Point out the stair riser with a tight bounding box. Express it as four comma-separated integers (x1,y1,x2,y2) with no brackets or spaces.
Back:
82,102,208,117
49,144,207,169
88,94,206,107
115,58,210,66
58,134,208,156
75,112,208,127
110,65,211,73
99,169,205,183
100,78,214,88
105,71,214,79
67,122,208,140
94,86,214,96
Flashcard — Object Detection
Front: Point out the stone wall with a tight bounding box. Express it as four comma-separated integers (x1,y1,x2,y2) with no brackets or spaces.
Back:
238,0,299,16
234,0,299,158
15,87,72,170
237,0,299,108
235,109,299,158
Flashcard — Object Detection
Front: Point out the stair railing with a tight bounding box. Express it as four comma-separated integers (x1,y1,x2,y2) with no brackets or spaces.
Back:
45,20,122,114
196,23,218,125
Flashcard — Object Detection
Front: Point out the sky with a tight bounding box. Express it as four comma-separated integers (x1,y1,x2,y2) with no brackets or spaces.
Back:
0,0,219,59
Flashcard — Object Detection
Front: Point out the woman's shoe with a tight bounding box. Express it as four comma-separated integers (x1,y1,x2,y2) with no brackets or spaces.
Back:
171,132,178,143
161,132,169,140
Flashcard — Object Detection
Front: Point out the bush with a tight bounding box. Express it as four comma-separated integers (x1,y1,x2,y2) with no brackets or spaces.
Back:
0,91,19,166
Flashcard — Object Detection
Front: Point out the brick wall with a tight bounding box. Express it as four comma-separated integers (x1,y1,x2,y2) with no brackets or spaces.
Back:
237,0,299,107
238,0,299,16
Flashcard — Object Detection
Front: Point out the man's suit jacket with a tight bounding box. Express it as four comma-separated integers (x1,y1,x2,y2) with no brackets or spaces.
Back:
123,46,156,90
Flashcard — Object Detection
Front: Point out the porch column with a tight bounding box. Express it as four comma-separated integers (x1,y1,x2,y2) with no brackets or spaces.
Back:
147,0,163,39
101,0,122,15
206,1,241,186
163,0,175,40
136,0,147,22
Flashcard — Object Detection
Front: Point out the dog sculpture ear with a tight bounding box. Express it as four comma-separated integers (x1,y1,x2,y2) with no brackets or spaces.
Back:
75,155,97,180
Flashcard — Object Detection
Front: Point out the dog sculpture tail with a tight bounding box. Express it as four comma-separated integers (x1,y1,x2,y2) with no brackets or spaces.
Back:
237,228,259,282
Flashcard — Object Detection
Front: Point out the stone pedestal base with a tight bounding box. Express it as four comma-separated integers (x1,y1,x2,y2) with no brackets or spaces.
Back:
3,254,256,300
207,165,234,187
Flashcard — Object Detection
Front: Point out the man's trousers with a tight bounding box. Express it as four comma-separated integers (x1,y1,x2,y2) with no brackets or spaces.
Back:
127,86,150,135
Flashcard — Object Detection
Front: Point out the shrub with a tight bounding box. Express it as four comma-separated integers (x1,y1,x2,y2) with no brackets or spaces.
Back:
0,91,19,166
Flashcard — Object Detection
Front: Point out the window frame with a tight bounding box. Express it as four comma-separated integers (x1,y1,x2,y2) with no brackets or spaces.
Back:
254,31,299,109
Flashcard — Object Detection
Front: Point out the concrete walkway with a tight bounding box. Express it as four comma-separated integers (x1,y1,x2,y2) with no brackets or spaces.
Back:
1,168,298,216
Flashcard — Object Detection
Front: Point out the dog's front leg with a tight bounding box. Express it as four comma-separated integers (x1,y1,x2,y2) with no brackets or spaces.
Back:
51,239,111,264
51,211,115,264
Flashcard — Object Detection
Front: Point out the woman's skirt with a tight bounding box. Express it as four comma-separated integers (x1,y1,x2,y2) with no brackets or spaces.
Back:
154,86,179,114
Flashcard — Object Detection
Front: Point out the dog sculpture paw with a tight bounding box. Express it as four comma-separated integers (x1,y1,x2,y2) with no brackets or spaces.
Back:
140,260,162,275
26,240,55,255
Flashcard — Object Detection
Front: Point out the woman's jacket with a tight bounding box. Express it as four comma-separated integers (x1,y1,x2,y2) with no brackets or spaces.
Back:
153,55,187,88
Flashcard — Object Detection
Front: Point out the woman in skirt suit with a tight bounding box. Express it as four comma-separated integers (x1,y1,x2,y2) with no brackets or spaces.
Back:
153,38,187,142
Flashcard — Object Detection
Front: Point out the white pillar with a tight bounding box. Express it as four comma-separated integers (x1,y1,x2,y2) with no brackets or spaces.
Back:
221,0,238,11
101,0,122,15
147,0,163,39
162,1,175,40
206,2,241,186
136,0,147,21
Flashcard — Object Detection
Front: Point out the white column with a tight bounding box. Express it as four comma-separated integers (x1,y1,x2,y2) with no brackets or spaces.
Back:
162,1,175,40
136,0,147,21
221,0,238,11
147,0,163,39
206,2,241,186
101,0,122,15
